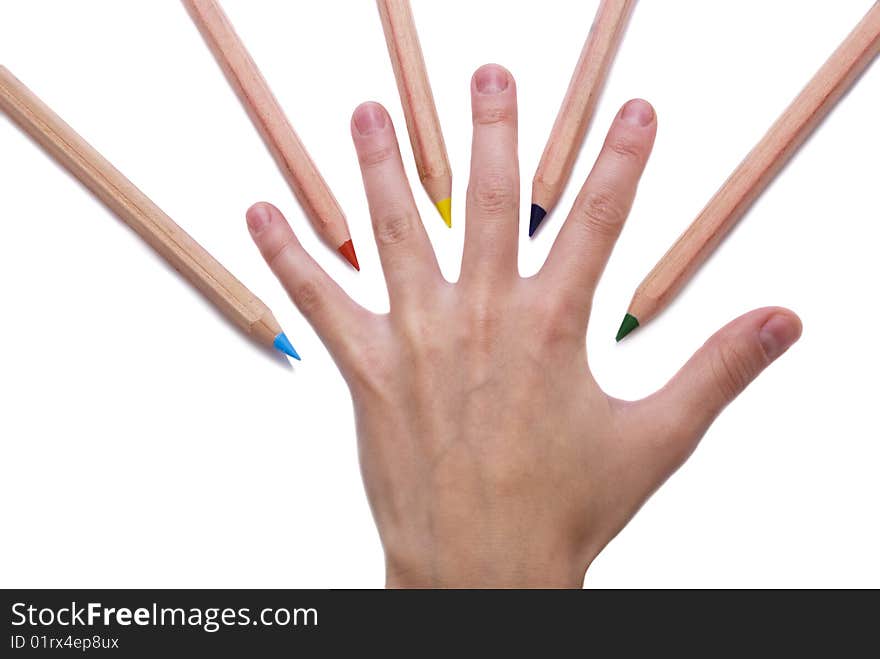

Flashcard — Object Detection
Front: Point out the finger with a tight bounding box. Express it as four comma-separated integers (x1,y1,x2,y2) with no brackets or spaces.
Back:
461,64,519,285
246,202,369,361
541,100,656,312
634,307,802,465
351,102,441,307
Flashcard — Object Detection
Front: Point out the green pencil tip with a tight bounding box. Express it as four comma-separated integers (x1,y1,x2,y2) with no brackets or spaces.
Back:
616,313,639,342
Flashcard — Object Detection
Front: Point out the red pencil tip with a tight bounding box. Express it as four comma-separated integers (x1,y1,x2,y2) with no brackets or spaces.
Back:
338,240,360,271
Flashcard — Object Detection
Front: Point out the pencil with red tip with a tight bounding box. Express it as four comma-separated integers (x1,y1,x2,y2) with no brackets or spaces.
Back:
184,0,360,271
530,0,635,237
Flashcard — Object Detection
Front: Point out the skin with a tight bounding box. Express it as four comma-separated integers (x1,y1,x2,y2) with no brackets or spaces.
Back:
245,65,802,588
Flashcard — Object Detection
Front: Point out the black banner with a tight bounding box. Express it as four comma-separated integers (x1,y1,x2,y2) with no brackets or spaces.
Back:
2,589,876,654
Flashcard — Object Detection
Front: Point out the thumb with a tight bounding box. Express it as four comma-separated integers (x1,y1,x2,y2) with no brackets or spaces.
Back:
636,307,802,463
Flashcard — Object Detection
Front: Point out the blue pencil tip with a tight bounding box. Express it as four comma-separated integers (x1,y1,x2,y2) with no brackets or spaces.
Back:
273,332,301,360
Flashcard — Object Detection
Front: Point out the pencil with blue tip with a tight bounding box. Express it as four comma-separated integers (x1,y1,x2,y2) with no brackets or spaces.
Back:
184,0,360,271
0,65,300,360
377,0,452,228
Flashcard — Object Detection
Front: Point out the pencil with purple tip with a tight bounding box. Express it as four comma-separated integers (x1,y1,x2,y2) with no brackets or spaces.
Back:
530,0,635,237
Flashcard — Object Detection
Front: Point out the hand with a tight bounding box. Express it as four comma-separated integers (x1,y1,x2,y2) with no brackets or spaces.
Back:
245,64,802,588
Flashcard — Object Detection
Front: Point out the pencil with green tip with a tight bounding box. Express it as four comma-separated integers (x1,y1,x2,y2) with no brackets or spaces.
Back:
617,1,880,342
0,66,300,360
377,0,452,228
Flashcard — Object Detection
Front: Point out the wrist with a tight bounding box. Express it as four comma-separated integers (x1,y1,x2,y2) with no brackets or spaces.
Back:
384,551,588,589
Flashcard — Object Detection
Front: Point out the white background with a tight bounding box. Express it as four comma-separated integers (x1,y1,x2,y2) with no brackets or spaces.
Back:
1,0,878,588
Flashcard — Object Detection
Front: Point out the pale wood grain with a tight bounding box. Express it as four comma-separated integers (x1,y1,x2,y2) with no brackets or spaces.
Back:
628,2,880,326
0,66,283,349
532,0,635,215
184,0,351,250
377,0,452,207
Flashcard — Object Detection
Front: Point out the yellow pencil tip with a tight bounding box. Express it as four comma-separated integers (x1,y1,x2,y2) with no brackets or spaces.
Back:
435,198,452,228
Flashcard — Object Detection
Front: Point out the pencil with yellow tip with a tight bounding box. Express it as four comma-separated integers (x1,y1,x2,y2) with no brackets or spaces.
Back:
0,65,300,360
376,0,452,228
183,0,360,271
616,1,880,342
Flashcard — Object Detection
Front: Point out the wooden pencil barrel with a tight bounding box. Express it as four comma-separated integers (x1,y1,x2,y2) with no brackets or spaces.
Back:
0,65,282,345
377,0,452,207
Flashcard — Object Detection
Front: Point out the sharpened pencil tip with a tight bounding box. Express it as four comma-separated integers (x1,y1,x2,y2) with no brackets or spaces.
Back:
338,240,360,271
435,197,452,228
529,204,547,237
616,314,640,342
273,332,301,360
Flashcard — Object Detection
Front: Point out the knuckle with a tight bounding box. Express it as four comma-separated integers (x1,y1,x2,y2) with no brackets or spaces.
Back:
531,295,583,347
358,144,396,170
712,342,757,401
347,342,394,396
469,171,517,215
401,316,445,369
290,278,323,316
374,209,414,246
576,188,626,239
265,236,296,272
473,104,515,126
606,135,646,162
397,312,431,349
460,300,502,354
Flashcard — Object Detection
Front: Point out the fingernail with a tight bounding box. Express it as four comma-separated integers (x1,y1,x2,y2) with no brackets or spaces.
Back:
475,65,509,94
620,99,654,127
759,314,802,360
353,103,387,136
247,203,272,233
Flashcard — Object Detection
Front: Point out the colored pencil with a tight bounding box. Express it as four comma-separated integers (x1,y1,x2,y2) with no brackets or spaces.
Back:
183,0,359,270
0,66,299,360
616,2,880,341
530,0,635,237
377,0,452,228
